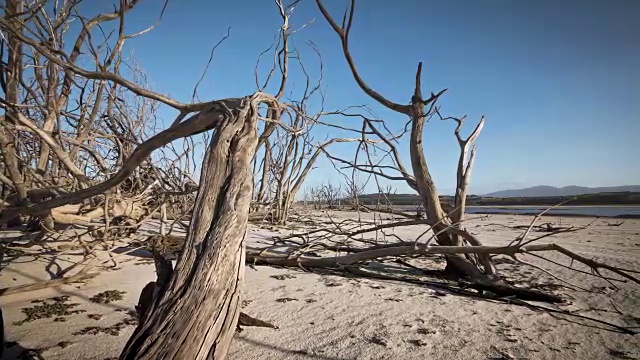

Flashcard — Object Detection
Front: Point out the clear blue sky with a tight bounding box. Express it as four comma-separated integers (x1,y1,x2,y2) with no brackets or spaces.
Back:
82,0,639,195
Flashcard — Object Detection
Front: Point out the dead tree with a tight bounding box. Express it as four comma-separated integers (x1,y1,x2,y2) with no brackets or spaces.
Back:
343,177,366,210
248,18,360,224
251,0,302,212
294,1,640,310
264,127,371,223
0,0,312,358
320,181,342,210
315,0,497,282
120,94,276,359
0,0,197,233
308,184,325,210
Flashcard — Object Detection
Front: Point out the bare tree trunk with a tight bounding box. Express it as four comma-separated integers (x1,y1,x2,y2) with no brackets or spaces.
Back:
119,96,264,359
0,0,28,227
315,0,496,281
256,139,271,208
0,0,27,202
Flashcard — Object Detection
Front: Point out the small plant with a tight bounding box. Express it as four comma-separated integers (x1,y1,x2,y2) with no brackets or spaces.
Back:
89,290,126,304
74,312,138,337
14,296,85,325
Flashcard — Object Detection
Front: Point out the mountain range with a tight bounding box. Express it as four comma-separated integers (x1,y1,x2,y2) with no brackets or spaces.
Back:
483,185,640,198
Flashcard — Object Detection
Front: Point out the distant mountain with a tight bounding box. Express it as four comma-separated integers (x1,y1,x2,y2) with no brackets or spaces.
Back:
484,185,640,198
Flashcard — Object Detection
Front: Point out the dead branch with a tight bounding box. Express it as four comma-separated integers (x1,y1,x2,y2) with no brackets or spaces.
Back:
0,258,97,297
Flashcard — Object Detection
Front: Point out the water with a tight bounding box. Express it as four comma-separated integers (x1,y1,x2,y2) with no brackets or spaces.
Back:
389,205,640,218
465,206,640,218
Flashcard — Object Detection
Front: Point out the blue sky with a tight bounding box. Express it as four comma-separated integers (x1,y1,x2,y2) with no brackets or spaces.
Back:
81,0,639,195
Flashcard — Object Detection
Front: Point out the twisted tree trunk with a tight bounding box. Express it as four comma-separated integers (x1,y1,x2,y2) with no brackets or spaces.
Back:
119,95,267,359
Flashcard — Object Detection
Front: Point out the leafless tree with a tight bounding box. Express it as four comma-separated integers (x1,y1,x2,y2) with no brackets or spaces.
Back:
236,0,639,310
307,183,325,210
321,181,342,209
261,130,368,222
0,0,198,237
313,0,496,281
343,177,365,210
0,0,303,358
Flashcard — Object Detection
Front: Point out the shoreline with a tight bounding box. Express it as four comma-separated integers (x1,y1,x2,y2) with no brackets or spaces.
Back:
467,204,640,208
467,210,640,219
345,204,640,219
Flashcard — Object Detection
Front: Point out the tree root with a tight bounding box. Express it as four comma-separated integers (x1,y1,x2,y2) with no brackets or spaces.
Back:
237,312,279,332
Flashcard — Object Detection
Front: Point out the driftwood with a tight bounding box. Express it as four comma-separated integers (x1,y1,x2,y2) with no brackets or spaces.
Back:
140,231,631,304
139,204,639,304
245,242,638,292
237,312,279,331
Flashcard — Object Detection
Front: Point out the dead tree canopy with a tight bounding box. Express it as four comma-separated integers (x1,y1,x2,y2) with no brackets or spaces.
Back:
2,1,638,359
1,0,320,358
0,0,199,233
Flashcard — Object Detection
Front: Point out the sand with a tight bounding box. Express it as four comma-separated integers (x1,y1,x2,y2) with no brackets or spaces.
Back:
1,212,639,360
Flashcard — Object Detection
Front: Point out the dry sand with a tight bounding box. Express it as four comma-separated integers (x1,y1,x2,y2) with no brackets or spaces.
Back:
1,212,639,359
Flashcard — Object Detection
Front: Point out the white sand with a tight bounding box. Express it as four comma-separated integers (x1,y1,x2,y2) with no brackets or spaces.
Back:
1,213,639,359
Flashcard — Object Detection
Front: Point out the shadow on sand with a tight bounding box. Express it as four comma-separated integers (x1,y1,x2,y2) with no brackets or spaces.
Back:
236,336,352,360
2,340,47,360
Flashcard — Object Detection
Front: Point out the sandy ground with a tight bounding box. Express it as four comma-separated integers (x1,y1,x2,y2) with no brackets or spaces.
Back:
1,212,639,360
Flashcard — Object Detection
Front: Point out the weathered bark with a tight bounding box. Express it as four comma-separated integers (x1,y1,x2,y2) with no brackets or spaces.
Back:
119,94,270,360
0,0,27,203
136,280,279,331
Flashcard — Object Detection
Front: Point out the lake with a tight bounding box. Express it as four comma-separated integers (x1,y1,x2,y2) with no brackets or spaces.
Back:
389,205,640,218
466,206,640,218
